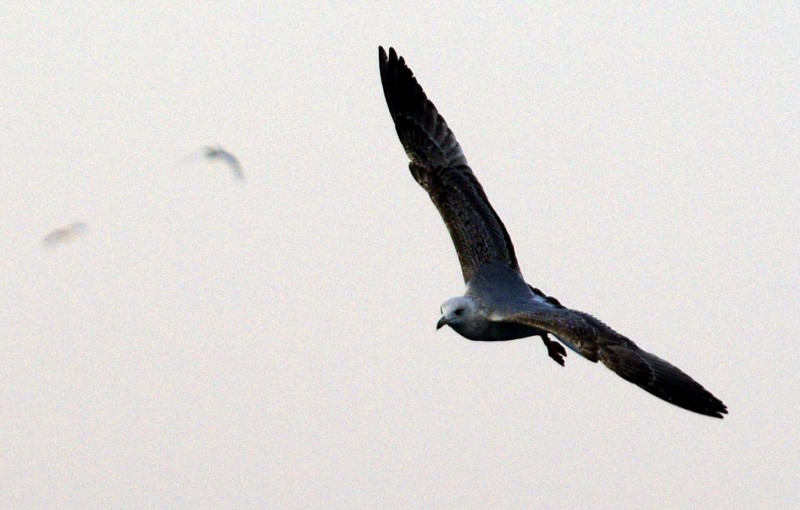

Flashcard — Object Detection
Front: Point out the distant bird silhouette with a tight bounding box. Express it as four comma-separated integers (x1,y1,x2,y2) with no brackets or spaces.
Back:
42,222,88,247
203,146,244,181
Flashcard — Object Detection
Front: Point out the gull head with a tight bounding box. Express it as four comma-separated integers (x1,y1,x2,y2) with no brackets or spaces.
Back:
436,296,484,339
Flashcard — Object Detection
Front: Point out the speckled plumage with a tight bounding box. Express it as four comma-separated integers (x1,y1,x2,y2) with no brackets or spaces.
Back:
379,46,727,418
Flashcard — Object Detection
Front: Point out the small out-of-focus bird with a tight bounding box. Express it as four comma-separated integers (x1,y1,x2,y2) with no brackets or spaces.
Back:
41,222,88,247
203,145,244,181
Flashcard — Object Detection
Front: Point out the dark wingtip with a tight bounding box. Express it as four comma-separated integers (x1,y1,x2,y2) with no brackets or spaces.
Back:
601,339,730,419
378,46,399,66
678,386,727,419
710,401,729,419
665,369,729,419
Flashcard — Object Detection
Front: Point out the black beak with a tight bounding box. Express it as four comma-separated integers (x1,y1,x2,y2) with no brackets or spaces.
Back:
436,316,448,330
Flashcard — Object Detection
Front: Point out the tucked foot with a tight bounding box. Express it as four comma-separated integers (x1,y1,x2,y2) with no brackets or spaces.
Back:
542,336,567,366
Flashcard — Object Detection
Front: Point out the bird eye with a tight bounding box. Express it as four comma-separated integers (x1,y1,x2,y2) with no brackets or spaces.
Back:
455,308,463,316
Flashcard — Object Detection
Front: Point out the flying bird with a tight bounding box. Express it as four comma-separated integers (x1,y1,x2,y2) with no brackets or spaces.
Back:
379,46,727,418
41,222,88,247
204,145,244,181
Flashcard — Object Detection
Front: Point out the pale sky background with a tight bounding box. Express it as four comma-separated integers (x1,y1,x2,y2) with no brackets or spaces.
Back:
2,2,799,509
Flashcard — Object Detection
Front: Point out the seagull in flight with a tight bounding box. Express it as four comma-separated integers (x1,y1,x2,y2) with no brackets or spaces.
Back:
203,145,245,181
379,46,727,418
41,222,88,247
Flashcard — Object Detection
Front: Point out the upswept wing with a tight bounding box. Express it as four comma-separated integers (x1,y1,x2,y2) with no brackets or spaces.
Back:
379,46,519,283
501,305,728,418
205,147,245,180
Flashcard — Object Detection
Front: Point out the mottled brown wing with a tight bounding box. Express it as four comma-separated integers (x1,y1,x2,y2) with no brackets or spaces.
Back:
502,306,728,418
379,46,519,283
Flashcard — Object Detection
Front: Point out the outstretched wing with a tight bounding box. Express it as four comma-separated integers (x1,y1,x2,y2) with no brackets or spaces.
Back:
500,304,728,418
379,46,519,283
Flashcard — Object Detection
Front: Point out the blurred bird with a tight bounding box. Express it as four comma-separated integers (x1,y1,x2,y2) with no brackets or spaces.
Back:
41,222,88,247
203,145,244,181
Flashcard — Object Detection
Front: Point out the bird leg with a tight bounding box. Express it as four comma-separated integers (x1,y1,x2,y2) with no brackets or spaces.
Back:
542,335,567,366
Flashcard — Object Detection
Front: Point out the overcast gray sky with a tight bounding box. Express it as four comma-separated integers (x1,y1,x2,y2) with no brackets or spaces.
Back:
2,2,798,508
